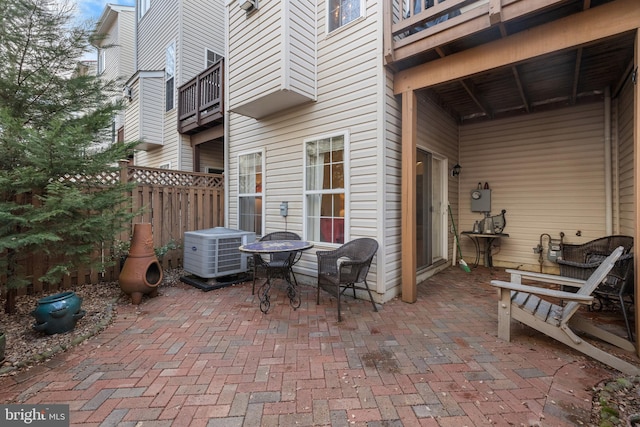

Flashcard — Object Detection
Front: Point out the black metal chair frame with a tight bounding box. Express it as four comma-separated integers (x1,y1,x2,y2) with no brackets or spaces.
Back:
590,252,635,342
316,238,379,322
252,232,302,311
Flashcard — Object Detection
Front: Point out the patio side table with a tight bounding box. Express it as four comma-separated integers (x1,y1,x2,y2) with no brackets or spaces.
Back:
461,232,509,268
239,240,313,313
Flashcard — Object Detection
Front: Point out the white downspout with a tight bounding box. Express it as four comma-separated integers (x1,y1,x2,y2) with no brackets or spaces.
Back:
224,0,230,228
605,86,613,235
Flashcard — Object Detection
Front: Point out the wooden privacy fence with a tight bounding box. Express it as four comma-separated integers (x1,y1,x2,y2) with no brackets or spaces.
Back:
13,162,225,295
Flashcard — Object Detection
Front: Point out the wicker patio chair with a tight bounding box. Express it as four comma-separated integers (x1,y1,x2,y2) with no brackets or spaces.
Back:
252,231,302,295
316,238,379,322
557,235,635,342
557,235,633,280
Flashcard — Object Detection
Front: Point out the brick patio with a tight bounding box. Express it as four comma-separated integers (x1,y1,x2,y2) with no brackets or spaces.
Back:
0,266,636,426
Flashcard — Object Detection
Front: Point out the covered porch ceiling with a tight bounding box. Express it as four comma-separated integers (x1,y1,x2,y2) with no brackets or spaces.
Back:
391,0,636,123
393,0,640,355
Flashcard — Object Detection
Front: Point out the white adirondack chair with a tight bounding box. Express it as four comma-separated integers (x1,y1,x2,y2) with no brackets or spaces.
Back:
490,246,640,375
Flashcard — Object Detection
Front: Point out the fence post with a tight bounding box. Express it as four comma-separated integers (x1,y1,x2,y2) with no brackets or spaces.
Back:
119,160,129,184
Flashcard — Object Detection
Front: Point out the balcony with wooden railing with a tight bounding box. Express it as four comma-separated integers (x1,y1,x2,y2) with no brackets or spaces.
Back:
384,0,588,71
178,59,224,135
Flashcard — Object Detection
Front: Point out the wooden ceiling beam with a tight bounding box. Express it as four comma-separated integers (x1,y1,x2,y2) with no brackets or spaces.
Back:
460,79,493,119
434,44,493,119
497,23,529,113
613,60,635,98
423,88,462,123
394,0,640,94
571,47,583,104
511,66,530,112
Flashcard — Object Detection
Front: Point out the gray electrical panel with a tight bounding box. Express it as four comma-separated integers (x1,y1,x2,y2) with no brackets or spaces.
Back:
471,189,491,212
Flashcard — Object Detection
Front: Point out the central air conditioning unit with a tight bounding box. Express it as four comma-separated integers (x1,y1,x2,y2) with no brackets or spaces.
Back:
183,227,256,278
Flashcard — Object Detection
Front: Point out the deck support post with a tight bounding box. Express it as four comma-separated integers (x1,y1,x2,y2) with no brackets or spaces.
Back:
401,90,418,303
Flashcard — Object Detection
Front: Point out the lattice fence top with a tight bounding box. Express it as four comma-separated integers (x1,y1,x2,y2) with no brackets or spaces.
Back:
127,166,223,188
56,166,223,188
57,171,119,185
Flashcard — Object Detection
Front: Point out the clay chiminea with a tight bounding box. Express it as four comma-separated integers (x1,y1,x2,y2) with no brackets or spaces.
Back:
119,223,163,304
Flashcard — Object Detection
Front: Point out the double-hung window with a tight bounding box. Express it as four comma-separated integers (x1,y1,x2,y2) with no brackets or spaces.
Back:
138,0,150,20
328,0,363,33
206,49,223,67
238,151,264,236
97,49,106,75
304,133,347,244
165,42,175,111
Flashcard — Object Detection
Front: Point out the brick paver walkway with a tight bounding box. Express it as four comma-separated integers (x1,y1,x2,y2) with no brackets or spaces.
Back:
0,266,636,426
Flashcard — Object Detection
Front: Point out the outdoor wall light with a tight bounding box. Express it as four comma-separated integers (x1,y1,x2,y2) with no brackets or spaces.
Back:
451,163,461,177
238,0,257,11
122,86,132,101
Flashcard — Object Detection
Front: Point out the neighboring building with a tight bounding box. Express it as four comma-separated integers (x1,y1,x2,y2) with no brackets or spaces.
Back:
124,0,225,173
224,0,640,305
92,4,136,147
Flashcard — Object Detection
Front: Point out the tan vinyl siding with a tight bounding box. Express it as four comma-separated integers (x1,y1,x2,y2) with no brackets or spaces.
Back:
228,0,316,117
617,78,634,236
227,0,382,293
200,141,225,172
134,0,179,168
112,10,135,132
136,0,179,71
286,1,316,96
96,12,131,141
383,69,402,297
181,0,225,82
229,2,283,106
117,10,136,81
459,102,607,272
101,28,119,80
140,77,164,144
178,132,192,171
162,108,178,161
124,80,140,143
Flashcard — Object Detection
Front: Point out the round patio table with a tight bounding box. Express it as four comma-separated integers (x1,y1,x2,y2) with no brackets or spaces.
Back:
239,240,313,313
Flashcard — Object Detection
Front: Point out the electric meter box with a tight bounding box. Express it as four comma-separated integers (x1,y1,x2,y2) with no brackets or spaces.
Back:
471,189,491,212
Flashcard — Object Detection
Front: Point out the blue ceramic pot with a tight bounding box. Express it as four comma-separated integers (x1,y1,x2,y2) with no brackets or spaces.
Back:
31,291,86,335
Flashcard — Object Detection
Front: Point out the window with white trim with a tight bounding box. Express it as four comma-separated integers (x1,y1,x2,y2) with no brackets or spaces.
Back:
138,0,150,20
238,151,263,236
97,49,106,75
206,49,223,68
304,133,347,244
327,0,362,33
165,42,175,111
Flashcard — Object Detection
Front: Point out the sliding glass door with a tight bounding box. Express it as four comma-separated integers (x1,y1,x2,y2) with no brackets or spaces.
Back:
416,149,445,269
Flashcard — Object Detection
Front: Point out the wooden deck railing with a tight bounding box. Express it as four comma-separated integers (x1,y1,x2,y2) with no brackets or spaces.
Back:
384,0,564,66
178,59,224,134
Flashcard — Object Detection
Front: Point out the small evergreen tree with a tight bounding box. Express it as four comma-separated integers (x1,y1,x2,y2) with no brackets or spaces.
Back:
0,0,138,313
